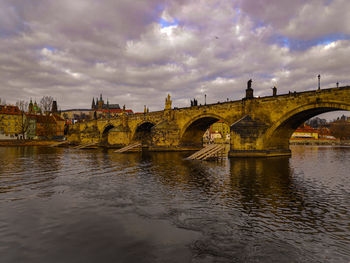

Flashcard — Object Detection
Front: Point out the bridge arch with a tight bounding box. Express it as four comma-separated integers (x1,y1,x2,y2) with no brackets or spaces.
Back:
180,113,230,147
264,101,350,150
132,121,156,145
101,123,115,144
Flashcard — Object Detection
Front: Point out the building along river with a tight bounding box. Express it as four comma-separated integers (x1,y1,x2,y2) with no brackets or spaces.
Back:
0,145,349,262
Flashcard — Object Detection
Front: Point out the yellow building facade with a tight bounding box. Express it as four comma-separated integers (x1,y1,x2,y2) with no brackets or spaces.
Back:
291,125,319,139
0,105,22,138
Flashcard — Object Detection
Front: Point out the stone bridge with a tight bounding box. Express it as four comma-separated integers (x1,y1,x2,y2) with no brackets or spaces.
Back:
68,85,350,157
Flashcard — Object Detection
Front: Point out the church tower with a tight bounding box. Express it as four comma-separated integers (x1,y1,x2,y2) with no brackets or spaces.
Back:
28,99,34,114
91,98,95,109
97,94,104,110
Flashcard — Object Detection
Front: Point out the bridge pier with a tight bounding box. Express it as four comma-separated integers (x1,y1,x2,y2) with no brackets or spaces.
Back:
67,86,350,156
150,120,181,148
107,124,131,146
229,115,291,157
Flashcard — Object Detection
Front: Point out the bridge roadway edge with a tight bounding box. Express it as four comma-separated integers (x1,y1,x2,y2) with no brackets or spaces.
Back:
67,86,350,158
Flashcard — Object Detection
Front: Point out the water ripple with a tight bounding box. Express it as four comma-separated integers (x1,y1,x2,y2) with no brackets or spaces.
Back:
0,146,349,262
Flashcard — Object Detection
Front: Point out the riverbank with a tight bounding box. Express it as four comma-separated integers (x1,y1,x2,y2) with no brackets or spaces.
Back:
0,140,67,147
1,139,350,148
289,138,350,146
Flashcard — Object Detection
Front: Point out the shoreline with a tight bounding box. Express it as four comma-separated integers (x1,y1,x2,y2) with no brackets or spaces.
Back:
289,139,350,146
1,140,350,148
0,140,68,147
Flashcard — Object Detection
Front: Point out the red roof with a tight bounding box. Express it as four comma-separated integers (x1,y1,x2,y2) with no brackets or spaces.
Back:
294,124,317,133
96,109,133,113
0,105,21,115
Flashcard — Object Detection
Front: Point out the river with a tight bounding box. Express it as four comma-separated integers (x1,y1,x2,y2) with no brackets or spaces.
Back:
0,145,349,262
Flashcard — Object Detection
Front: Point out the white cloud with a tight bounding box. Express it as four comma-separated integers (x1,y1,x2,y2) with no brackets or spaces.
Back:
0,0,348,116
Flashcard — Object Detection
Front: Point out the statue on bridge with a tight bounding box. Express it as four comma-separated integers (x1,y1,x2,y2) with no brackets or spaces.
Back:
165,94,172,110
191,98,198,107
247,79,252,89
273,86,277,97
245,79,254,99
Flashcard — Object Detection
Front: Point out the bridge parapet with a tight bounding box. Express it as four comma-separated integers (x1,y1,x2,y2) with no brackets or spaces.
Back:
67,86,350,156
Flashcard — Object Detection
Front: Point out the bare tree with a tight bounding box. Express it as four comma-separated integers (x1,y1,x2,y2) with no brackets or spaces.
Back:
16,100,29,112
40,96,54,115
41,115,56,139
18,113,29,139
15,100,29,139
330,121,350,140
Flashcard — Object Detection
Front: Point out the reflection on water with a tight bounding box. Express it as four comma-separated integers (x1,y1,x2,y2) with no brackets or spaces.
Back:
0,146,349,262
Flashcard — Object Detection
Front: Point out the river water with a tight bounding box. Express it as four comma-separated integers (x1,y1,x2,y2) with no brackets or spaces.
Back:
0,145,349,263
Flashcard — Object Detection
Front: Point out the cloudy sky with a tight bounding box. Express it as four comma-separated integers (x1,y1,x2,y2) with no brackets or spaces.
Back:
1,0,349,115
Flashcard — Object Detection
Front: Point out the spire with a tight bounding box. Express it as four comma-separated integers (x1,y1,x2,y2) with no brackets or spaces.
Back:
51,101,58,114
92,98,95,109
100,94,103,101
29,98,33,113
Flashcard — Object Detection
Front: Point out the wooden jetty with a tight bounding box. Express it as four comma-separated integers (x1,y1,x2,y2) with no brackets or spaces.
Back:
114,142,142,153
187,144,226,161
73,142,98,149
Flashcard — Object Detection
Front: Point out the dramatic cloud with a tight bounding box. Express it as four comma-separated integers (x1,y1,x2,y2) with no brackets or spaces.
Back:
0,0,349,118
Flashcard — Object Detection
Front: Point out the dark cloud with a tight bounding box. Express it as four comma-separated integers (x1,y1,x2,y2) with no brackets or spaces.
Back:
0,0,349,116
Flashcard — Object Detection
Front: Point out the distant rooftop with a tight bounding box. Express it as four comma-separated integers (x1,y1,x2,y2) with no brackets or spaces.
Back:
61,109,92,112
0,105,21,115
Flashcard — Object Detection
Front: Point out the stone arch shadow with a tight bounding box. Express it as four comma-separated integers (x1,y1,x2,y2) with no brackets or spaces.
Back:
101,123,115,144
132,121,157,145
263,101,350,150
179,113,230,148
